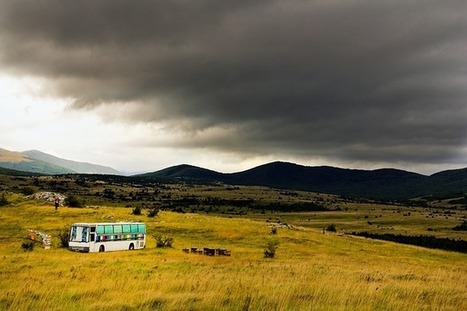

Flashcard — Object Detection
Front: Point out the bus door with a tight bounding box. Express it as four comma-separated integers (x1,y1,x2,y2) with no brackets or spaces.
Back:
89,226,96,242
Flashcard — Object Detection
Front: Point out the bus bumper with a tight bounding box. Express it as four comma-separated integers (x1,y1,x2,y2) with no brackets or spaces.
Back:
69,246,90,252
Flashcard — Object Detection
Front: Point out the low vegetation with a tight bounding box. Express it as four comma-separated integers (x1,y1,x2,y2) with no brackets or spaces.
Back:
132,206,142,215
0,174,466,310
263,239,279,258
147,207,159,218
453,220,467,231
0,191,9,206
326,223,337,232
350,232,467,253
154,235,174,248
57,226,70,248
65,195,84,208
20,241,35,251
0,197,466,310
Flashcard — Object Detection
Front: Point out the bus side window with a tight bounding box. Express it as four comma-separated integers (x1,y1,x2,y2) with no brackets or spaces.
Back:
90,233,95,242
82,227,88,242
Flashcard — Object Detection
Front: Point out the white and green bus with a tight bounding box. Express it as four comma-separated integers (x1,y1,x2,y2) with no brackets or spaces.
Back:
69,222,146,253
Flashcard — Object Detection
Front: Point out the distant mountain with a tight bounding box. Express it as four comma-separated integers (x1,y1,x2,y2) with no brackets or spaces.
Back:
138,161,467,200
0,148,73,174
226,162,428,199
2,146,465,200
426,168,467,195
0,148,120,175
23,150,120,175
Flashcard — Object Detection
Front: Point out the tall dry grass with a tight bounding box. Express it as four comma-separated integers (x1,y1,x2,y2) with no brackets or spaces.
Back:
0,200,466,310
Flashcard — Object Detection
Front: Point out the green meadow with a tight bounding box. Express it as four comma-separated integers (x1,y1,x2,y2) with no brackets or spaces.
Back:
0,193,466,310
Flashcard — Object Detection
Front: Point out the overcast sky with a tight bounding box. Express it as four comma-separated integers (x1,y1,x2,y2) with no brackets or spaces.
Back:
0,1,466,175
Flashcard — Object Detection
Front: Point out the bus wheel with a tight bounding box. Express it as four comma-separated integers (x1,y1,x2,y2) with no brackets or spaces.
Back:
99,245,105,252
129,243,134,250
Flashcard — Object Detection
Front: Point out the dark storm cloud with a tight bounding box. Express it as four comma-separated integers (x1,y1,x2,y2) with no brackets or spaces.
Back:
0,0,466,166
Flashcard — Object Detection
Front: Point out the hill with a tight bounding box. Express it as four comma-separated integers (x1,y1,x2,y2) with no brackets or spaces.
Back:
0,148,120,175
138,161,467,200
226,162,430,199
1,146,465,200
138,164,224,181
0,148,74,174
23,150,120,175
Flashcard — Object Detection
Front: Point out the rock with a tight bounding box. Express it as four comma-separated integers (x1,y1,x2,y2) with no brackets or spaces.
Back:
28,192,67,206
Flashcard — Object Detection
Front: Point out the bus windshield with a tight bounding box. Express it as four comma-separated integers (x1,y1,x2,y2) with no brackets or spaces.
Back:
70,225,89,243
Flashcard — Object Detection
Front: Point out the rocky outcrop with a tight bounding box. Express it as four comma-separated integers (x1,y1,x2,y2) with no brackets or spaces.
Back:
29,192,67,206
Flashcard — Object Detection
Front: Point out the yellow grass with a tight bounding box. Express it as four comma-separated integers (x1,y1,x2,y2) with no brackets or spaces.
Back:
0,199,466,310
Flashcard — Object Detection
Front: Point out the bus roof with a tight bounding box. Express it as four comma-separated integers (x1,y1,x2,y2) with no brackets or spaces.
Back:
71,222,145,226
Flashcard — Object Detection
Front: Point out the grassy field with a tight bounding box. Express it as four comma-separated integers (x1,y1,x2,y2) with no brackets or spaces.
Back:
248,203,467,239
0,194,466,310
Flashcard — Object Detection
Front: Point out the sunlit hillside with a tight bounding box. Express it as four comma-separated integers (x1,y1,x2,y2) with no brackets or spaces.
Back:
0,148,30,163
0,195,466,310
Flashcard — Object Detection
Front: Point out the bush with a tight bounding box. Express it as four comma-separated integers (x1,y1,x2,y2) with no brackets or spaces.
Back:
326,223,337,232
453,221,467,231
351,231,467,253
21,186,36,195
58,227,70,248
270,227,277,235
21,241,35,251
147,208,159,218
264,239,279,258
65,195,83,208
132,206,142,215
155,235,174,248
0,192,9,207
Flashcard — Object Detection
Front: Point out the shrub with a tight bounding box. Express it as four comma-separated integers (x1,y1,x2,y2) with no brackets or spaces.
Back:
264,239,279,258
147,208,159,218
65,195,83,208
270,227,277,235
132,206,142,215
21,241,35,251
21,186,36,195
452,221,467,231
155,235,174,248
0,192,9,207
351,231,467,253
326,223,337,232
58,227,70,248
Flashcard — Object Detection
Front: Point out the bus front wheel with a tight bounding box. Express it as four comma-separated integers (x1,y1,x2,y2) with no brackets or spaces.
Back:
129,243,134,250
99,245,105,252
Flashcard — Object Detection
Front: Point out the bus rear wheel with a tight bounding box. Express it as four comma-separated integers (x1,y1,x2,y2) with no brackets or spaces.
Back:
99,245,105,252
129,243,134,250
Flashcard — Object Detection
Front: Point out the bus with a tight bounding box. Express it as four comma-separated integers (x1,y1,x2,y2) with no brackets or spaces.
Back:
68,222,146,253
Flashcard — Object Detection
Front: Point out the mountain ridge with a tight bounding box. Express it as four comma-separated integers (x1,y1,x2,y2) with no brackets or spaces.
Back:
0,148,120,175
1,148,466,200
23,150,120,175
137,161,467,200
